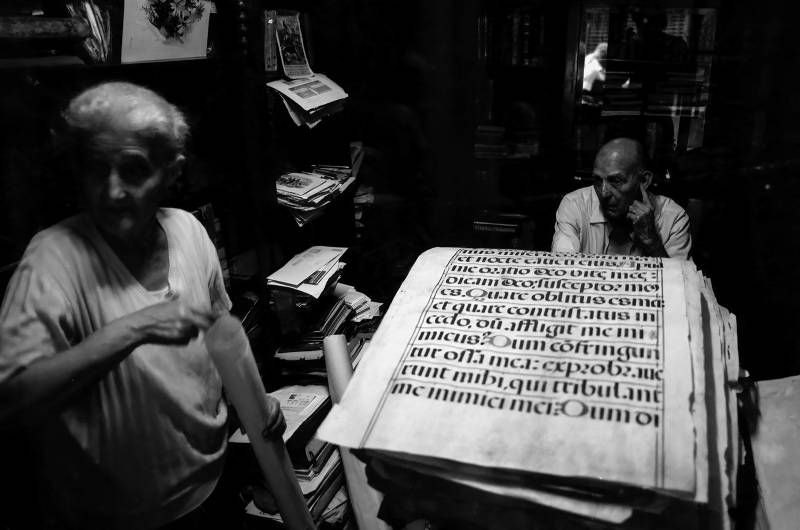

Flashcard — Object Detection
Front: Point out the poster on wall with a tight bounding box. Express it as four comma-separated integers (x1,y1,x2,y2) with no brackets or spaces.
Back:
275,11,313,79
120,0,211,63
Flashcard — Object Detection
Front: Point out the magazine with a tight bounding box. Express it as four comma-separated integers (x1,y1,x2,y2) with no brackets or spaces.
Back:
275,11,313,79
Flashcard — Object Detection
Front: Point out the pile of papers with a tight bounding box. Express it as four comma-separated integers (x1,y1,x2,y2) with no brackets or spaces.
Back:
267,73,348,128
275,283,379,364
335,282,382,324
267,11,348,127
276,167,356,227
267,246,347,299
318,248,741,529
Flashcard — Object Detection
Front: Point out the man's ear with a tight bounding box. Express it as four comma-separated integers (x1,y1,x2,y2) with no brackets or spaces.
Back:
164,155,186,186
639,169,654,190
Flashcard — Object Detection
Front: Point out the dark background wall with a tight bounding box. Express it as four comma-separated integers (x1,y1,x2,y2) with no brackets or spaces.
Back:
1,0,799,378
305,0,800,379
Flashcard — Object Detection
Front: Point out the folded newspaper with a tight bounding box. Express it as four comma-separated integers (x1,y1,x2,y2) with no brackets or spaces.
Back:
318,248,741,529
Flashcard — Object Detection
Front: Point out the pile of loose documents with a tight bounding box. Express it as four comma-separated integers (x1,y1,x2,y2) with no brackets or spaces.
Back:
267,73,348,128
318,248,741,529
276,167,356,227
267,245,347,299
267,10,348,127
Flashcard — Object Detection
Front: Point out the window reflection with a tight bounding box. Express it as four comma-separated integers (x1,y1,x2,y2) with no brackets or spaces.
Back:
583,42,607,92
575,5,717,173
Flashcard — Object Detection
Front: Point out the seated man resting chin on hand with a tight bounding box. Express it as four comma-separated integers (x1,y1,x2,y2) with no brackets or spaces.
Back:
551,137,691,259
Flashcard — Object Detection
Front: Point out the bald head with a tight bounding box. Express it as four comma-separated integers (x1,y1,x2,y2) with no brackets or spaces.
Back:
595,138,645,175
592,138,652,221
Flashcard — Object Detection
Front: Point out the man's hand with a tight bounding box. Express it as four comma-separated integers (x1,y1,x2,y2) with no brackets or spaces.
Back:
261,395,286,440
627,185,668,257
627,185,660,246
125,296,215,346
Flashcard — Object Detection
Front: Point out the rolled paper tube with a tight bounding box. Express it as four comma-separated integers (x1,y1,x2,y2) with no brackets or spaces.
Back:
206,315,314,530
322,334,353,403
322,335,390,530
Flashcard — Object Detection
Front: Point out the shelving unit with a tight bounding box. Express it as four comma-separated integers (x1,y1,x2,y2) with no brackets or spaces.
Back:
466,1,570,250
0,1,293,282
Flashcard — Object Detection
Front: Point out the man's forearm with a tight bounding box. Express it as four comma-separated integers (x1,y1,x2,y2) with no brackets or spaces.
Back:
0,319,141,426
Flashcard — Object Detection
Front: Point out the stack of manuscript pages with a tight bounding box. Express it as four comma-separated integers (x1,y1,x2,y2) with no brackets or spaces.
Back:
318,248,741,529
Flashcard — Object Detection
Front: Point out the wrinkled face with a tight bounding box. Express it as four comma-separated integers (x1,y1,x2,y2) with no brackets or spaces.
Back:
79,130,173,243
592,156,642,221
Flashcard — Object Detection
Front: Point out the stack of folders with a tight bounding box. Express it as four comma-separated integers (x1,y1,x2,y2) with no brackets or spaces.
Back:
276,167,356,227
231,385,346,526
319,248,742,530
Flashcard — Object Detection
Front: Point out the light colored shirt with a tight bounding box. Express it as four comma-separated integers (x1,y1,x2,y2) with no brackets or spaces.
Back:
0,208,232,530
551,185,692,259
583,53,606,91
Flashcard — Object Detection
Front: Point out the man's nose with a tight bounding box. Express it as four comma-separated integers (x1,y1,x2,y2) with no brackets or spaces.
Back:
107,168,126,200
599,180,613,197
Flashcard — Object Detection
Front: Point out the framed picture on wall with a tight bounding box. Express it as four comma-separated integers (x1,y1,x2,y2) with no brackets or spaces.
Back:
120,0,211,63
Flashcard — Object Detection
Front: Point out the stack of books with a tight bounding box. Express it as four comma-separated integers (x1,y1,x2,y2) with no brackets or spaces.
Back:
274,296,352,362
276,167,356,227
274,289,379,379
268,247,380,375
319,248,741,529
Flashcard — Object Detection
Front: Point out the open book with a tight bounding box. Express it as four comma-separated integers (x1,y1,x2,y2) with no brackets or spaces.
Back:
318,248,740,528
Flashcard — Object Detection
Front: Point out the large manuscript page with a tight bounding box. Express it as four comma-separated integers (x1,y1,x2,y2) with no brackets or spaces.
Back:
319,249,701,495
